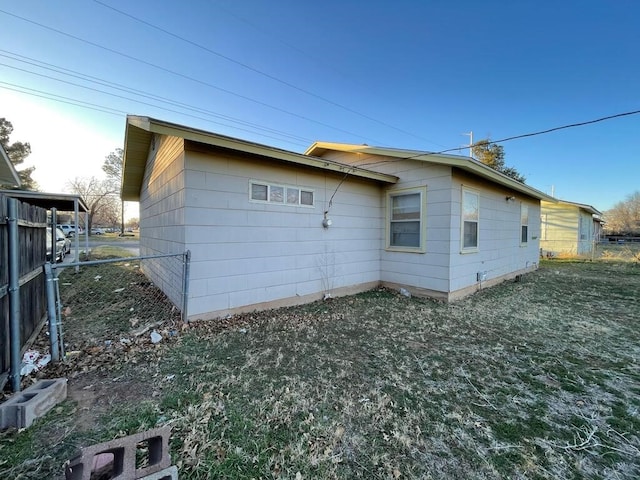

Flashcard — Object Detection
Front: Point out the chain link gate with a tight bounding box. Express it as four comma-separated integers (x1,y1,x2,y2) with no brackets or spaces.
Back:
47,251,190,356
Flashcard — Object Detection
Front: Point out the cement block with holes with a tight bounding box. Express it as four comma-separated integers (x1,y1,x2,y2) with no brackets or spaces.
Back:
140,465,178,480
0,378,67,430
65,426,171,480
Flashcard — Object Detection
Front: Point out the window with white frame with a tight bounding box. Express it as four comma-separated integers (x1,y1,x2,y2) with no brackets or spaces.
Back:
461,189,479,251
521,204,529,244
250,181,314,206
387,188,425,251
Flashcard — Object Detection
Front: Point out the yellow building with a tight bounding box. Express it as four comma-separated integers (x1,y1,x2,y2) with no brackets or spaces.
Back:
540,200,602,257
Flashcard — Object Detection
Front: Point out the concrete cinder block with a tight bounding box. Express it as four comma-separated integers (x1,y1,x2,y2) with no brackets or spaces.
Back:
0,378,67,429
65,426,171,480
140,465,178,480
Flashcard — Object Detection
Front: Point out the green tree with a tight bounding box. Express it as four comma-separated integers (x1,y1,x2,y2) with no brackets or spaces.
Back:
472,139,526,183
0,117,38,190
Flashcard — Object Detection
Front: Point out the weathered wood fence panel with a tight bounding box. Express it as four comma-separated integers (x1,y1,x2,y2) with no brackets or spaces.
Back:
0,194,47,391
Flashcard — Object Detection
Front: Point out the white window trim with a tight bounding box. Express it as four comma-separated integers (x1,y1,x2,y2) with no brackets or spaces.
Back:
385,186,427,253
460,187,479,254
249,180,315,208
520,203,529,245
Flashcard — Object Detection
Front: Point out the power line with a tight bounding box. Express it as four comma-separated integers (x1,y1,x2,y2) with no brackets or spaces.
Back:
0,8,388,145
435,110,640,155
0,49,311,145
0,81,126,116
92,0,439,146
324,108,640,209
0,60,312,147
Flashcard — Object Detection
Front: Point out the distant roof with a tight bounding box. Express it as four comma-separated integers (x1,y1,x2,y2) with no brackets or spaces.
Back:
122,116,399,201
0,190,88,212
306,142,556,202
543,198,602,216
0,143,21,187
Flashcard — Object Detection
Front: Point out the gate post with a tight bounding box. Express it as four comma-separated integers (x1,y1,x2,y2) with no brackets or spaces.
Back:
7,198,21,392
44,263,60,362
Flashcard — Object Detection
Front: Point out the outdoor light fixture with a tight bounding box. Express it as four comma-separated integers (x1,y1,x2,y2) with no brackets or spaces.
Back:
506,196,516,202
322,211,332,228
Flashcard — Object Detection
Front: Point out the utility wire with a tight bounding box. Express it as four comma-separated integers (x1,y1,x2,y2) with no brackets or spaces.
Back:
0,49,312,144
434,109,640,154
0,60,311,147
324,108,640,210
0,81,126,116
0,8,386,145
92,0,437,145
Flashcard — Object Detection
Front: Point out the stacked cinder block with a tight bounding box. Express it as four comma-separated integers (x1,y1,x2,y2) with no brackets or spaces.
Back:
65,427,176,480
0,378,67,429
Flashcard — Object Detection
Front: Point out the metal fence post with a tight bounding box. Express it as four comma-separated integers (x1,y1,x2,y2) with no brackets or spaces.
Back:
182,250,191,322
44,262,60,362
7,198,21,392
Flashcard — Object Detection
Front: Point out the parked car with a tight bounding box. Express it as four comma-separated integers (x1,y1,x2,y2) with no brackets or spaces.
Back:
57,224,77,237
58,227,71,254
91,228,105,235
46,227,66,262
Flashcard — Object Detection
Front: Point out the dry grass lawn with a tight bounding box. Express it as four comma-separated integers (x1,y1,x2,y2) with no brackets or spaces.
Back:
1,259,639,479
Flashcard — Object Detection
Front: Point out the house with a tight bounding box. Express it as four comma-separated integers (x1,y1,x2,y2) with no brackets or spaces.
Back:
0,143,21,188
122,116,555,321
540,200,602,257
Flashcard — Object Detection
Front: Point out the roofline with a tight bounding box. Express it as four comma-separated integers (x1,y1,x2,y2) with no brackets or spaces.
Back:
0,189,89,212
542,198,602,216
0,143,21,187
122,116,398,201
306,142,556,202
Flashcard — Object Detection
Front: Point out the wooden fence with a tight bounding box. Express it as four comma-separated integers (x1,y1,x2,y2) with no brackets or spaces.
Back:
0,194,47,391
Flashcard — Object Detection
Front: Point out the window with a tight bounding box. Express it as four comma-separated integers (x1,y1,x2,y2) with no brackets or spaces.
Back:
387,188,425,251
250,181,314,207
521,204,529,244
461,189,479,251
251,183,268,201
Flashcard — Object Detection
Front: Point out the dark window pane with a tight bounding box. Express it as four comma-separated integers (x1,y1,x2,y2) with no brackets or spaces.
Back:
463,221,478,248
390,221,420,247
301,190,314,205
251,183,267,201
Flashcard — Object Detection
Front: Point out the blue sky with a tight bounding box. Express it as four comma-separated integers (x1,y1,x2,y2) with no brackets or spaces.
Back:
0,0,638,212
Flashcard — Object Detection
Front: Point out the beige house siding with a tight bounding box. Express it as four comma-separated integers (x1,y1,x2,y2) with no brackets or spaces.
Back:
183,146,383,319
139,134,187,308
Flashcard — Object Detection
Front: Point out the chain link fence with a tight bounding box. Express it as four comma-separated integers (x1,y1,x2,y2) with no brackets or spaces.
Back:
540,239,640,262
50,252,189,351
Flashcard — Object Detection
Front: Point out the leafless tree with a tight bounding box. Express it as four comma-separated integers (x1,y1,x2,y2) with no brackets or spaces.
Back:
66,176,117,234
604,191,640,235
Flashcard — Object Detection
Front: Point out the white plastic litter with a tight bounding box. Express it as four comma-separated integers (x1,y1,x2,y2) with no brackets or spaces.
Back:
399,288,411,297
150,330,163,343
19,350,51,376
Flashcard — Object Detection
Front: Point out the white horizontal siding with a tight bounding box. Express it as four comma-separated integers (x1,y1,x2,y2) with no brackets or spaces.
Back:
184,149,383,318
448,174,540,291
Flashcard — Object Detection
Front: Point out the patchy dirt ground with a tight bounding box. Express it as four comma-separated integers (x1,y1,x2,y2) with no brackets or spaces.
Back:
2,260,640,479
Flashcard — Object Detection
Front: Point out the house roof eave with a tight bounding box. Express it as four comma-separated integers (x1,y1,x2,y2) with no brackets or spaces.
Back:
306,142,556,202
0,144,21,188
542,199,602,216
122,116,399,201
